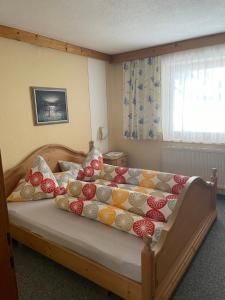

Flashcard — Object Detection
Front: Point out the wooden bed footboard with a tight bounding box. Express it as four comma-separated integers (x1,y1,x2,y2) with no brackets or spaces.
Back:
141,169,217,300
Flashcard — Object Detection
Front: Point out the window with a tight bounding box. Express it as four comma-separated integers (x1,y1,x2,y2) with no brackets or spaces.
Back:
161,44,225,144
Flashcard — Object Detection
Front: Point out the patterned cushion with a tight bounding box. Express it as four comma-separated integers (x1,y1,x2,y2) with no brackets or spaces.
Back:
7,156,59,202
67,180,178,222
100,164,189,195
54,171,79,195
58,160,82,173
95,179,174,195
81,147,103,181
55,195,165,242
58,160,89,182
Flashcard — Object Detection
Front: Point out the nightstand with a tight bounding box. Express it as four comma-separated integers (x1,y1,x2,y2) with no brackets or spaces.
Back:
103,153,128,167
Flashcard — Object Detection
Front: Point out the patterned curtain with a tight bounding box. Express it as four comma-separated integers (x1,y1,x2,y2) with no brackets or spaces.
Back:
123,57,162,140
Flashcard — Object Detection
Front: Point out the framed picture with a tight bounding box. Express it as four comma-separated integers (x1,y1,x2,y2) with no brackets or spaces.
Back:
31,87,69,125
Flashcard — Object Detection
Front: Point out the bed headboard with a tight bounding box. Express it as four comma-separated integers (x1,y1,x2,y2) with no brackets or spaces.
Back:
3,143,93,197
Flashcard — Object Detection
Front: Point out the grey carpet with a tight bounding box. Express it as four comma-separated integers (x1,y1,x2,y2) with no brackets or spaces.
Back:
13,197,225,300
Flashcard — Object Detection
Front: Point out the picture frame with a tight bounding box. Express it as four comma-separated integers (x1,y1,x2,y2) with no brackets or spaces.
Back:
31,87,69,125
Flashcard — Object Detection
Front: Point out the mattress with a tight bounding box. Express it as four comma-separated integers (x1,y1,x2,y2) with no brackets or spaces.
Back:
8,199,143,282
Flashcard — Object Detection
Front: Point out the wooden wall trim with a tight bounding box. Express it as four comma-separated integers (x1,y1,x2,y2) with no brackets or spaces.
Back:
0,25,111,62
112,32,225,63
1,25,224,63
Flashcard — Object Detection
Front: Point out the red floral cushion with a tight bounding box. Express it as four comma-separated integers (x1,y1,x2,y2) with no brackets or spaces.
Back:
55,195,165,242
58,149,103,182
100,164,189,195
7,156,59,202
67,180,179,222
82,147,103,181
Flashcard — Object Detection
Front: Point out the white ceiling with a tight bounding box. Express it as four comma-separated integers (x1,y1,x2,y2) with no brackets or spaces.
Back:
0,0,225,54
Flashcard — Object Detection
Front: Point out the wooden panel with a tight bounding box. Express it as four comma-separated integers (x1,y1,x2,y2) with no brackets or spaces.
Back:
141,235,155,300
112,32,225,63
0,25,111,61
155,211,216,300
153,176,217,299
10,224,142,300
0,151,18,300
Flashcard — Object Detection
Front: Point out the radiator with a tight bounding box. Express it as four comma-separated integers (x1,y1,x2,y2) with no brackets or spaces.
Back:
161,146,225,190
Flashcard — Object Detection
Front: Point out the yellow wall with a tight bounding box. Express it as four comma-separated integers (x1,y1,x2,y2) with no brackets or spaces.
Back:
107,63,225,170
0,37,92,170
2,35,223,172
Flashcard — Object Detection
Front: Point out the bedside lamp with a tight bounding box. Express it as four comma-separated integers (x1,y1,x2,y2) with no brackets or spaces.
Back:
97,126,108,140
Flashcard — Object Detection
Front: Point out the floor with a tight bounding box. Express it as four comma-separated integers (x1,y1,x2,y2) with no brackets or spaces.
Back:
13,197,225,300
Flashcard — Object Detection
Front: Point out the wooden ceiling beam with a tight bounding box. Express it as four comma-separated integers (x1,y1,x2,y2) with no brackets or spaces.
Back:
0,25,112,62
112,32,225,63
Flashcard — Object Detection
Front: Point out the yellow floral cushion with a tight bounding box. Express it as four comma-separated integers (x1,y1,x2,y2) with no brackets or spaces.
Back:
100,164,189,194
66,179,178,222
55,195,164,241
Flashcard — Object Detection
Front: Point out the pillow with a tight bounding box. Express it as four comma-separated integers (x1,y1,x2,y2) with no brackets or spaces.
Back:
55,195,165,242
66,179,178,222
58,160,82,173
58,147,103,182
58,160,89,181
54,170,78,195
81,147,103,181
100,164,189,194
7,156,59,202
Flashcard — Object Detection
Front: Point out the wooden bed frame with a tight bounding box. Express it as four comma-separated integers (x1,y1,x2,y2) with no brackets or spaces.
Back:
3,143,217,300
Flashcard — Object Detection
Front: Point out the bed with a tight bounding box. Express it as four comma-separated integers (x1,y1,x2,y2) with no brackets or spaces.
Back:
4,143,217,300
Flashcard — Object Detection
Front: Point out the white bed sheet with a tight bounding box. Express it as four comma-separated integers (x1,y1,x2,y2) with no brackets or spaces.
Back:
8,200,143,282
